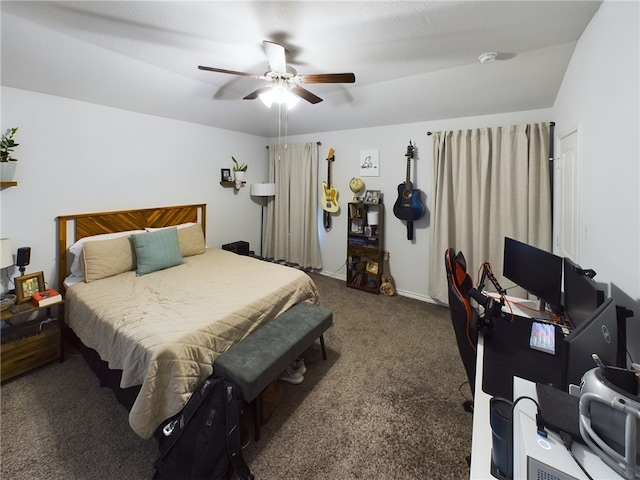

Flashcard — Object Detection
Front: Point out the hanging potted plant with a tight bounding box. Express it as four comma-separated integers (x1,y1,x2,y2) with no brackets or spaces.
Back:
232,156,247,190
1,127,19,182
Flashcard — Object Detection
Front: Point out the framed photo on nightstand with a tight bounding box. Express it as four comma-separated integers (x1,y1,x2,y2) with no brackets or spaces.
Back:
15,271,45,303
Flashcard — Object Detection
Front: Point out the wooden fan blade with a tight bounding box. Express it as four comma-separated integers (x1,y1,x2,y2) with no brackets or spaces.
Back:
243,87,272,100
198,65,264,80
290,86,323,104
263,41,287,73
299,73,356,84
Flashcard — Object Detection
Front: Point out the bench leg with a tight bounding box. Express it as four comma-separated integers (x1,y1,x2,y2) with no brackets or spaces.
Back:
319,334,327,360
253,397,261,441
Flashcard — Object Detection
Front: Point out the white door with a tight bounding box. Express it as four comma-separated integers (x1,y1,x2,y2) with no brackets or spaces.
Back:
555,128,580,261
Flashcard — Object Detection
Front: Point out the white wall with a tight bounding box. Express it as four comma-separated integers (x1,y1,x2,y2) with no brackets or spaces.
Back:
0,85,552,300
282,108,551,301
552,0,640,362
1,87,269,291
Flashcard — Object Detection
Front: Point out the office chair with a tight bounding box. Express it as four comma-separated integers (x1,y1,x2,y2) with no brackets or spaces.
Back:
445,248,479,411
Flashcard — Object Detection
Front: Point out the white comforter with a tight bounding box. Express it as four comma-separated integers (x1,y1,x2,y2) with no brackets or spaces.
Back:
65,248,319,438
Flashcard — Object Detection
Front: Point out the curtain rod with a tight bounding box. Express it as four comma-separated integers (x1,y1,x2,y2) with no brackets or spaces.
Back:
266,141,321,149
426,122,555,136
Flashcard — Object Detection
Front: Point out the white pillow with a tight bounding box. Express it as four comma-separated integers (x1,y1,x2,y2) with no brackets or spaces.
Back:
145,222,196,232
68,230,145,279
146,223,206,257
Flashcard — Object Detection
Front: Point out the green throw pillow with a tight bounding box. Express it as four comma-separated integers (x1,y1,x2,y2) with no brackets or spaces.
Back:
131,227,183,276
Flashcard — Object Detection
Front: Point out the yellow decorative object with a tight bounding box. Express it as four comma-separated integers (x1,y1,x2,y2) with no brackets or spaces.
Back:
349,177,364,200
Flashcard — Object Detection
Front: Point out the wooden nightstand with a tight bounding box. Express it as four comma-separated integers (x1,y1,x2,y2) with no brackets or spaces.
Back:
1,299,64,382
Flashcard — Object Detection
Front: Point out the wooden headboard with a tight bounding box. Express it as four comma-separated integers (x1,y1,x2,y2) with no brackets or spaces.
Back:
56,204,206,292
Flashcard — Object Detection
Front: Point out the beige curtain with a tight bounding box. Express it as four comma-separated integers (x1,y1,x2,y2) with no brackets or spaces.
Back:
264,143,322,269
428,123,551,304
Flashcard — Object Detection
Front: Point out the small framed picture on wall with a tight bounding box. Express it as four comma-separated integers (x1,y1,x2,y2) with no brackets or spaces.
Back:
221,168,232,182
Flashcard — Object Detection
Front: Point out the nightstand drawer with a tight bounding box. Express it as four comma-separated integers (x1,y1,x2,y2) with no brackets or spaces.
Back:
1,322,60,381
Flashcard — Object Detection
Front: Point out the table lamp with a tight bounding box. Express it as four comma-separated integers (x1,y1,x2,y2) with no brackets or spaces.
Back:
250,183,276,257
0,238,13,270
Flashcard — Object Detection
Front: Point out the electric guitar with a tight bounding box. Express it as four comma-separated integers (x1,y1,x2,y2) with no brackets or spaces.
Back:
393,140,424,240
380,250,396,296
321,148,339,228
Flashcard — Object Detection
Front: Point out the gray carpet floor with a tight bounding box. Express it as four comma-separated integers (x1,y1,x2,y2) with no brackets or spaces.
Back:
1,273,473,479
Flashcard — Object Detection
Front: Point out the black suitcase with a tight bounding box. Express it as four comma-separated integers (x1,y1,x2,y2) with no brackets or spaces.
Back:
221,241,251,256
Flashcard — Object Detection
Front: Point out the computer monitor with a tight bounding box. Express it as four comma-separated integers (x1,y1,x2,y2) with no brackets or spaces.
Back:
563,257,605,329
564,297,618,387
503,237,563,312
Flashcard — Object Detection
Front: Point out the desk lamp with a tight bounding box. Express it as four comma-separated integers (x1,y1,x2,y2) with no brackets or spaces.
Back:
250,183,276,257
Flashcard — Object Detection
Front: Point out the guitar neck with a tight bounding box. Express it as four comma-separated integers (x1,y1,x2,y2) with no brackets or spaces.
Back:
326,148,335,187
405,158,411,185
383,251,391,276
404,142,414,185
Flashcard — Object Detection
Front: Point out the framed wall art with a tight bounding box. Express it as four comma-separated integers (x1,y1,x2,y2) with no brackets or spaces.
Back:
15,271,45,303
221,168,232,182
360,149,379,177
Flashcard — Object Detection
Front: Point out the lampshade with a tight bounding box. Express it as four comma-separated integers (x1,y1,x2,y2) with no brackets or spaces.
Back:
0,238,13,269
250,183,276,197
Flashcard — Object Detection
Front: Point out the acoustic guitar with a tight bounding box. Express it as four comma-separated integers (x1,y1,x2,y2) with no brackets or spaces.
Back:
380,250,396,296
321,148,339,229
392,140,424,240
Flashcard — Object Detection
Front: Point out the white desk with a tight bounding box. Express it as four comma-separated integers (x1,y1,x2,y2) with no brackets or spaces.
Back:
470,334,493,479
470,335,622,479
470,295,537,479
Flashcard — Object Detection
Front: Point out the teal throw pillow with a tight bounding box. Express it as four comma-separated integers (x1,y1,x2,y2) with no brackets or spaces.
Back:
131,227,183,276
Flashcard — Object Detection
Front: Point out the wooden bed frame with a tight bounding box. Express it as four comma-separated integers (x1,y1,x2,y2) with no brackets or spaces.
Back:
56,203,206,292
55,203,207,414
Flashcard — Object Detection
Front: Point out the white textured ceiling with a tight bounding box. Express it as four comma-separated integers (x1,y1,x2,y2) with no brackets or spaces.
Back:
1,1,602,137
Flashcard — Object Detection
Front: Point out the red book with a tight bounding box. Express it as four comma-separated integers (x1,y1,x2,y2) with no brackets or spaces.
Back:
31,289,62,307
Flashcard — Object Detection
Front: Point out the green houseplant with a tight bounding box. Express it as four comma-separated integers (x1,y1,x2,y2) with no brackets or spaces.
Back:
1,127,19,162
232,156,247,172
1,127,19,182
231,156,247,190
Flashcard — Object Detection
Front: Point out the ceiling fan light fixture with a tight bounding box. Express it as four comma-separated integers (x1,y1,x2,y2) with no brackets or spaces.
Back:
259,88,275,108
285,91,300,110
259,85,300,110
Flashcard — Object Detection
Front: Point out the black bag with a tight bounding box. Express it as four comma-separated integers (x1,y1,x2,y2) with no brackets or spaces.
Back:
153,375,253,480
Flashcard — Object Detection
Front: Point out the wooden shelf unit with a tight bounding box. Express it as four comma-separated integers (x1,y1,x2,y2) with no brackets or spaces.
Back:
346,202,384,294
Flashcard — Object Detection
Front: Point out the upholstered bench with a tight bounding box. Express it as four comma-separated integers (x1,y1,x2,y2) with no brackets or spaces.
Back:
214,301,333,440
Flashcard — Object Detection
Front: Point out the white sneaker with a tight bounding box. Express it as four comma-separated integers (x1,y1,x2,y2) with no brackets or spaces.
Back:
291,357,306,376
280,366,304,384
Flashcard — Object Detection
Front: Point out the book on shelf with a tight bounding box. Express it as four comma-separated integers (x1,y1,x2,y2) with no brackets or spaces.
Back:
31,289,62,307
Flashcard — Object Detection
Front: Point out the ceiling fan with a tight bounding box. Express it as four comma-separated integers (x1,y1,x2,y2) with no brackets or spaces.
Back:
198,41,356,105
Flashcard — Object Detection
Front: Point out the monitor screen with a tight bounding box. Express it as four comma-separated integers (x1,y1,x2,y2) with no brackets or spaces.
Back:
503,237,563,311
563,257,605,329
564,297,618,387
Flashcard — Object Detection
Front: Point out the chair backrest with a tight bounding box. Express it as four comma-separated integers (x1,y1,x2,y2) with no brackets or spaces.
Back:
445,248,478,394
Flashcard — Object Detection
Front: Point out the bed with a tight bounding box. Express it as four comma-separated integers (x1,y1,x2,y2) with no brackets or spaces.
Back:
56,204,319,439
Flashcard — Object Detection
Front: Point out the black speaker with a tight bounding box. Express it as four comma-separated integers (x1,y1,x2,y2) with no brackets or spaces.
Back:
16,247,30,267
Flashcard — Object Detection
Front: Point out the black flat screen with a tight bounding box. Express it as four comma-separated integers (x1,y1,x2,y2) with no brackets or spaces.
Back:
503,237,563,311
